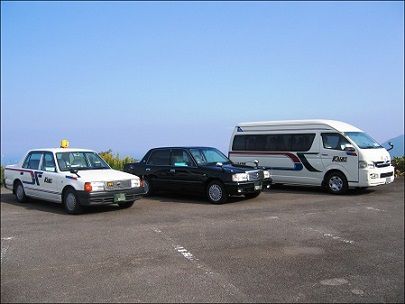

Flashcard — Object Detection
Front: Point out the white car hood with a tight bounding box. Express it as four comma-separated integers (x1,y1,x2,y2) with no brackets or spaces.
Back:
68,169,139,182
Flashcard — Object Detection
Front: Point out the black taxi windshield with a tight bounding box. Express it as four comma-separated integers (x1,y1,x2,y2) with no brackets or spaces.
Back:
56,152,110,171
345,132,383,149
190,148,231,166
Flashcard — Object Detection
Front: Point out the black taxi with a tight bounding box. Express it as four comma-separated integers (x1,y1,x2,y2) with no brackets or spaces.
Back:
124,147,272,204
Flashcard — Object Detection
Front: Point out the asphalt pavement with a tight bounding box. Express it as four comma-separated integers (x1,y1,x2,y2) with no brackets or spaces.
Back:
1,179,404,303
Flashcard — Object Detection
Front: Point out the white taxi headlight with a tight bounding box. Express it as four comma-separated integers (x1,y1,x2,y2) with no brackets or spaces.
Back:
131,179,140,188
263,170,271,179
91,181,105,191
232,173,249,182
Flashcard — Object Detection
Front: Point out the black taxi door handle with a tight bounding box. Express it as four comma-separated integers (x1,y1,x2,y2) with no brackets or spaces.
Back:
169,169,176,174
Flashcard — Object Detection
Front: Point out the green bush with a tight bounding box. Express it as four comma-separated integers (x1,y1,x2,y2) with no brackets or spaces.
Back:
1,166,4,186
99,149,136,171
392,156,405,176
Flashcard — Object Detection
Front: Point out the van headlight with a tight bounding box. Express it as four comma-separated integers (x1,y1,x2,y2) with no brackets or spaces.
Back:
131,179,140,188
263,170,271,179
232,173,249,182
359,161,375,169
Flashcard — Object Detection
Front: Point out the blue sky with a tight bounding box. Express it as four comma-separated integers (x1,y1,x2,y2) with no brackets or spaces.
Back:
1,1,404,162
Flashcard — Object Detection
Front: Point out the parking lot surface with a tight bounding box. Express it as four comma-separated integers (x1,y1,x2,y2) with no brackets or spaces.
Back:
1,179,404,303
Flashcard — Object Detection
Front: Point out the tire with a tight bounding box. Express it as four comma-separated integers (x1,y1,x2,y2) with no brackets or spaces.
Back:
64,189,83,214
245,191,261,199
325,171,348,194
143,178,153,196
207,181,228,204
117,201,135,209
15,181,27,203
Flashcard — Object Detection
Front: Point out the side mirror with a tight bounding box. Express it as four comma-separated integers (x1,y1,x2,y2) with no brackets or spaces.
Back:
254,160,259,169
387,142,394,151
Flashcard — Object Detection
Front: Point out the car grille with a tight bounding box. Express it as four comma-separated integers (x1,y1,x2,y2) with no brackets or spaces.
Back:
247,170,264,181
104,180,131,191
374,161,391,168
380,172,393,178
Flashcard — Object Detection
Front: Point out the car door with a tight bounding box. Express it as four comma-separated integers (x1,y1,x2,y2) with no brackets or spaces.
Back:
169,149,204,192
20,151,44,198
320,133,359,182
145,149,172,191
38,152,64,202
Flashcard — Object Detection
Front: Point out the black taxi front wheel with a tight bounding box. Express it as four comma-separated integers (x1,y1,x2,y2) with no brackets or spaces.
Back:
207,181,228,204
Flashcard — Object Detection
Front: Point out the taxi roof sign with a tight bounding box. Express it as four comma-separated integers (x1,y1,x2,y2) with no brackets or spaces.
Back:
60,139,69,148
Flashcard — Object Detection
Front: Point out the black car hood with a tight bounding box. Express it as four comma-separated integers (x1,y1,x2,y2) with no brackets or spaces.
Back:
202,163,258,174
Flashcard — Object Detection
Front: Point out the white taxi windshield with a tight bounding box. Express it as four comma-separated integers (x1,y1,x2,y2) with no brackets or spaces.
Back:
56,152,110,171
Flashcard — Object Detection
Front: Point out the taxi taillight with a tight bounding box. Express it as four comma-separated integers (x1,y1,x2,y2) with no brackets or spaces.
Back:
140,179,144,188
84,182,92,192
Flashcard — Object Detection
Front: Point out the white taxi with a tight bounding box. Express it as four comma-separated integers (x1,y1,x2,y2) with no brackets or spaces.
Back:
4,143,144,214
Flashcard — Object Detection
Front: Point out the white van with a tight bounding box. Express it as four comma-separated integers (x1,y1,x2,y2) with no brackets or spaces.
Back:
228,120,395,194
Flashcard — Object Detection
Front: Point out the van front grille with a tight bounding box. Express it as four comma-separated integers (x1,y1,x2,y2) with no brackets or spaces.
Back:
374,161,391,168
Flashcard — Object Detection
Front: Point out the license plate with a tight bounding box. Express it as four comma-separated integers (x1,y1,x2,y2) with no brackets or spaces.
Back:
114,193,126,202
254,185,262,190
386,177,392,184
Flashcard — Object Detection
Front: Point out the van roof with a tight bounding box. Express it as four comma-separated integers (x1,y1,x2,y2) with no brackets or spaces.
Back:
237,119,363,133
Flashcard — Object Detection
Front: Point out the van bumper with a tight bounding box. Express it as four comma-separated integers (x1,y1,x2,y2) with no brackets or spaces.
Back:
354,166,395,187
76,187,145,206
224,178,272,195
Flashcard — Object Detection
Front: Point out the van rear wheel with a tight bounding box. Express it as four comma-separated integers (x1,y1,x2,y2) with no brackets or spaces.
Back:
325,172,348,194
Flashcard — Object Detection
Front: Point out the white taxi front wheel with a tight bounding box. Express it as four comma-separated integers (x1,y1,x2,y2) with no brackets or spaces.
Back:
64,189,83,214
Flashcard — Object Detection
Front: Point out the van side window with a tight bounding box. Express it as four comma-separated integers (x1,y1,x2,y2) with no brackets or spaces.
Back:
322,133,351,151
147,149,170,166
232,134,315,152
22,152,43,170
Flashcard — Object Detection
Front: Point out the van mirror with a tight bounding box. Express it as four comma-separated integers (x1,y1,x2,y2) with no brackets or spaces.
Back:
344,146,356,152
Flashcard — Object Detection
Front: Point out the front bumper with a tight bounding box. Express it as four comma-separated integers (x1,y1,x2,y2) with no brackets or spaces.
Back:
224,178,272,195
354,166,395,187
77,187,145,206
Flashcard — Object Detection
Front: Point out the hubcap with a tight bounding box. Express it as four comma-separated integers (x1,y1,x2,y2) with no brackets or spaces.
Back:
16,185,24,201
209,184,222,202
65,193,76,211
329,176,343,192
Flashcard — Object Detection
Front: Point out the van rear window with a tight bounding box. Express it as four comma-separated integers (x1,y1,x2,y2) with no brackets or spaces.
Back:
232,134,315,152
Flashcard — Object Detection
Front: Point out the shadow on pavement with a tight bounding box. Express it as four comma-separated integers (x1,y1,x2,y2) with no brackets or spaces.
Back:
0,191,128,215
269,184,376,196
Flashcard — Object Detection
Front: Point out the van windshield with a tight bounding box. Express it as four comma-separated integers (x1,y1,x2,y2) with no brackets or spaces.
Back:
345,132,383,149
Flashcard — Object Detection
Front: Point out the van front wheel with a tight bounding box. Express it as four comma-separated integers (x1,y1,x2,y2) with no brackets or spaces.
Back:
325,172,348,194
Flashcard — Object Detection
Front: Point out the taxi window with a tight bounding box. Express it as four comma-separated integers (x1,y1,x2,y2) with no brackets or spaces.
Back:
147,149,170,166
171,150,193,167
22,152,43,170
41,153,57,172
